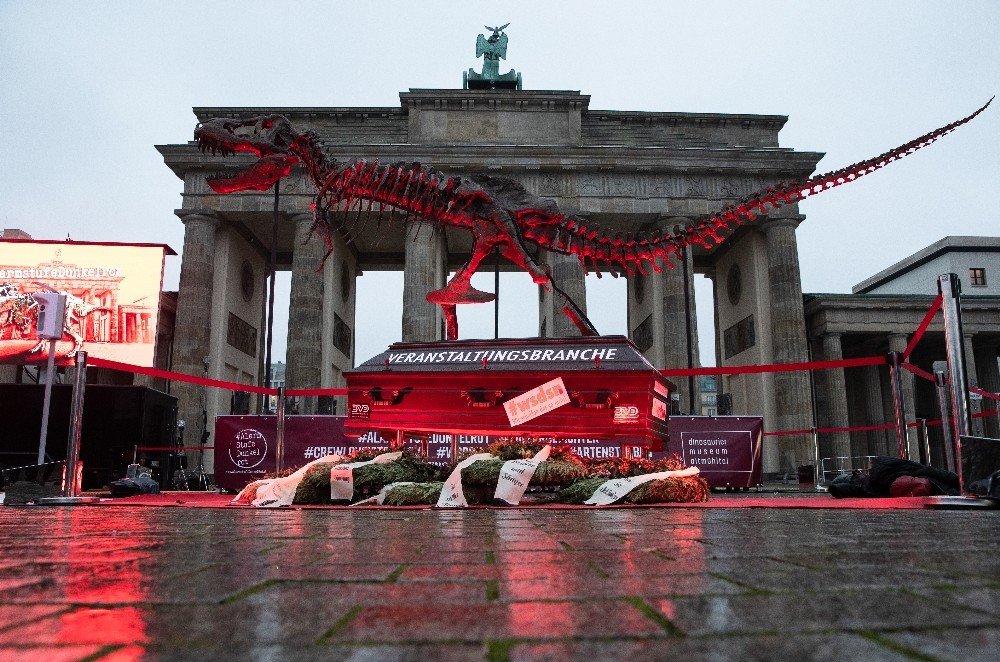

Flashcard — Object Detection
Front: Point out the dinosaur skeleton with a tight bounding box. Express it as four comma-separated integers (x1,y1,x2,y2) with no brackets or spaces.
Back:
193,100,991,339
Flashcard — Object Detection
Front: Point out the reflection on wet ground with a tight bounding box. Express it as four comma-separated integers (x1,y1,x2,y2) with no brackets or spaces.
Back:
0,505,997,659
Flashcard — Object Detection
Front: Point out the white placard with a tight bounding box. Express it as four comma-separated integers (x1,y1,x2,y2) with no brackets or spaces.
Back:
503,378,571,427
584,466,701,506
437,453,494,508
244,453,343,508
329,452,402,502
493,445,551,505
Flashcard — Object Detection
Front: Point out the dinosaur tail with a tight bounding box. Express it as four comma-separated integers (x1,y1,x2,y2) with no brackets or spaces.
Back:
546,98,992,276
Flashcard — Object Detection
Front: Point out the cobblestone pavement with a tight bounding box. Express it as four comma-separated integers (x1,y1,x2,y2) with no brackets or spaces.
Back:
0,503,997,661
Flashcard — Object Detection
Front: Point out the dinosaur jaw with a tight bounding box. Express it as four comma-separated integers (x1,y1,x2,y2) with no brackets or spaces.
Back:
194,116,300,193
205,154,298,193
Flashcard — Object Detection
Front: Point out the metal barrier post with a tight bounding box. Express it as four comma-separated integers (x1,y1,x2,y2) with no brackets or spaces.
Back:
919,418,931,466
37,338,59,465
38,352,99,505
888,351,909,459
935,369,955,472
938,273,970,492
275,386,286,474
812,426,821,487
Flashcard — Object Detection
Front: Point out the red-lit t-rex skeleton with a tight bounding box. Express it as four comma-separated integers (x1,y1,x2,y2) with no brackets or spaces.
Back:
193,99,990,339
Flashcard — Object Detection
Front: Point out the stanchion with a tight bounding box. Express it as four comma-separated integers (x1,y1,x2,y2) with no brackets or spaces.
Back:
938,273,970,492
36,337,58,465
929,273,998,509
275,386,286,474
917,418,930,466
888,351,909,460
38,352,100,505
811,426,822,488
934,369,955,472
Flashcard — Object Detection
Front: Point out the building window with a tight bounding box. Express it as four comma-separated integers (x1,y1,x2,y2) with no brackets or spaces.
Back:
970,268,987,287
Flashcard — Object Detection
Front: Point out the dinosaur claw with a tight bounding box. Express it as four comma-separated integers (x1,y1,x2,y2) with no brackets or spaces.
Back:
427,286,496,305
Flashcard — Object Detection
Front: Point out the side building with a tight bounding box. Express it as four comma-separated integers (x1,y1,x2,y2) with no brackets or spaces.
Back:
804,236,1000,466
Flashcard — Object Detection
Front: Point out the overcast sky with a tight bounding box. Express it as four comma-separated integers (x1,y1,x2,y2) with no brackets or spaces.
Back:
2,1,998,368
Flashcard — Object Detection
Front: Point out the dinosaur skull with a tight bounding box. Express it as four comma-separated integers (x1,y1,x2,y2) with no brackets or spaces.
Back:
194,115,300,193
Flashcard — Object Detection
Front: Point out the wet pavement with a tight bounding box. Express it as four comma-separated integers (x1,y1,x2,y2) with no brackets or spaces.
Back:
0,502,997,661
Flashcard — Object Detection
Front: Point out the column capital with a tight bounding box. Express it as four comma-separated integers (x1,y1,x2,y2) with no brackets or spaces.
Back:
821,332,844,360
175,209,222,227
887,333,909,354
288,211,315,224
759,216,803,234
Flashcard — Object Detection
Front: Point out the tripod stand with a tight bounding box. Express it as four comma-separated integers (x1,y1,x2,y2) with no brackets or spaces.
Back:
169,419,191,490
186,407,212,491
185,358,213,491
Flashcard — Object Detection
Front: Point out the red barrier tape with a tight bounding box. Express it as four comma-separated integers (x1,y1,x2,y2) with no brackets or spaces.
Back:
902,294,943,359
89,357,279,395
970,386,1000,402
901,362,937,383
87,357,348,397
973,409,999,419
661,355,886,378
763,428,813,437
764,422,896,437
135,446,216,452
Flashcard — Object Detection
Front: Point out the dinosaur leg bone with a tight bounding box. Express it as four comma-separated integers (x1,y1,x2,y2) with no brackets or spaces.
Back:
425,246,497,306
441,305,459,341
426,213,509,306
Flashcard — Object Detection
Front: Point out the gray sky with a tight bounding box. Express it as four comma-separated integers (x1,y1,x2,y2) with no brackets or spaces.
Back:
3,1,998,368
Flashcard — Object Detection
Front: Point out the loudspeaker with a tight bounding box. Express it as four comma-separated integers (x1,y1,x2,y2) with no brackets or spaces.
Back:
32,292,66,339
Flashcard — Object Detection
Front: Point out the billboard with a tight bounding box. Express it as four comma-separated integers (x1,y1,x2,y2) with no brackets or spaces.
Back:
0,239,173,367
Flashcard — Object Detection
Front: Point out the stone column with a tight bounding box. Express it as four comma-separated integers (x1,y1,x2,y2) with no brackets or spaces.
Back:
320,220,359,415
861,363,890,456
402,221,444,342
888,334,919,459
538,249,587,337
704,267,723,371
761,218,813,471
973,339,1000,438
646,217,699,414
286,212,324,414
173,210,221,466
821,333,852,460
963,334,984,437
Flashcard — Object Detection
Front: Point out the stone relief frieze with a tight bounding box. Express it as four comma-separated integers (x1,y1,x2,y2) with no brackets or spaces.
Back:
577,175,602,196
684,177,707,198
609,176,636,196
647,177,674,197
539,173,562,196
720,179,742,197
518,173,540,194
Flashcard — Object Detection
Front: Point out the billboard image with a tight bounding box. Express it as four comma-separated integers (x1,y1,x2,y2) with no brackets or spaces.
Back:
0,240,172,367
